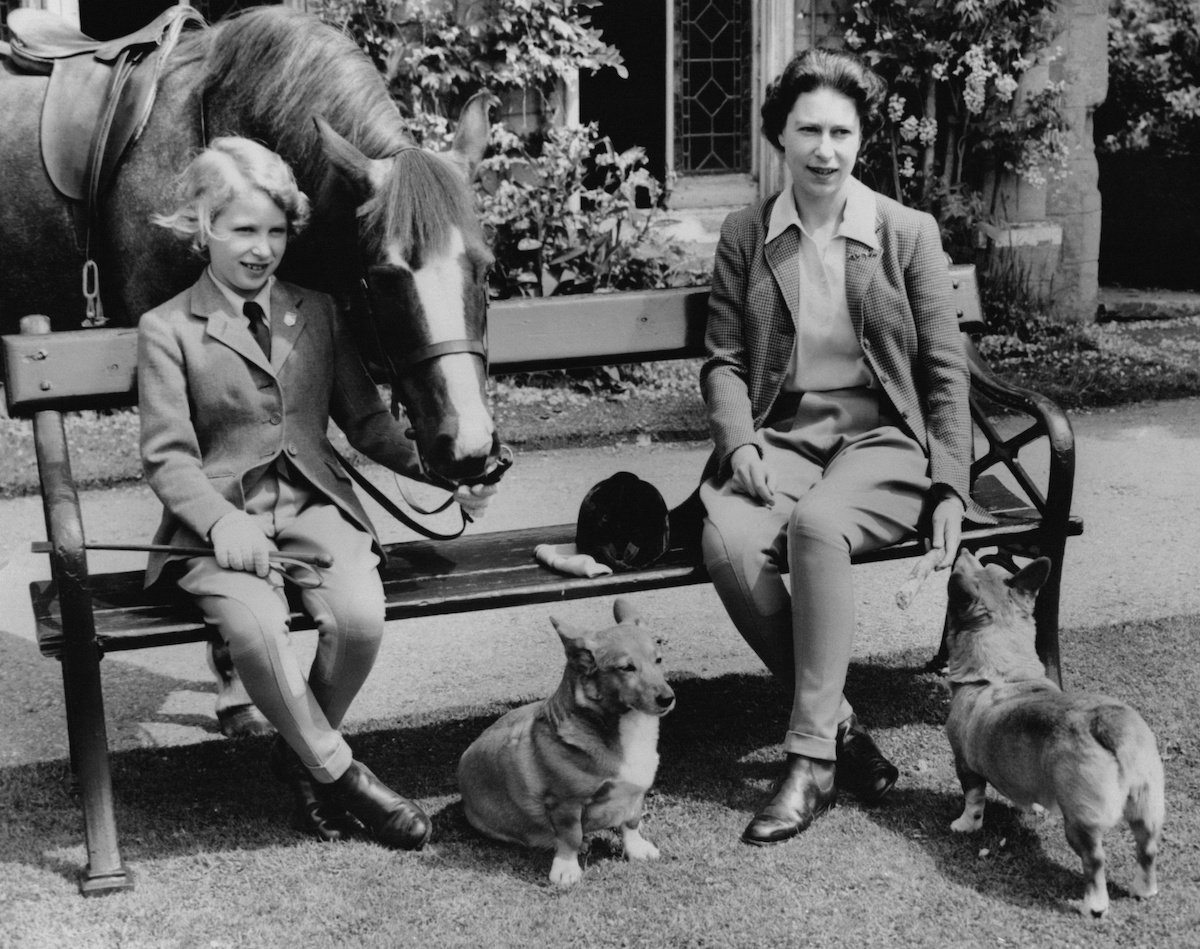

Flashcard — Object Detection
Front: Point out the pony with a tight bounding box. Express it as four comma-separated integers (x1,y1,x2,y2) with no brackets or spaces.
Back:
0,6,503,734
0,6,498,485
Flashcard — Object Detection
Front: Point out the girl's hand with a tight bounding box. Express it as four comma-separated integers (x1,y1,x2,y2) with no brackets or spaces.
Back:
729,444,776,506
929,493,965,569
455,482,499,520
210,511,272,577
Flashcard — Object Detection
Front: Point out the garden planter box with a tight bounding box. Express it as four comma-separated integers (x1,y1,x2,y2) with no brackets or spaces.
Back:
1098,153,1200,290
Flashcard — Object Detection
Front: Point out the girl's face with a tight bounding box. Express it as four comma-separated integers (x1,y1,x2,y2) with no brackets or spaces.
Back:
206,189,288,299
779,86,862,214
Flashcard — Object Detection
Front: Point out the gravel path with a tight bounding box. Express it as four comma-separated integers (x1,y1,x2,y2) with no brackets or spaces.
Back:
2,397,1198,766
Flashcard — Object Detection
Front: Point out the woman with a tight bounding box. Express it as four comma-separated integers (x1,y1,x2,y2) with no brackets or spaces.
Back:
139,137,495,849
699,48,972,845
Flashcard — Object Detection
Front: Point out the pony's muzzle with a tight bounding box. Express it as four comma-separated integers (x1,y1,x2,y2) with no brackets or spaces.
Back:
425,429,503,486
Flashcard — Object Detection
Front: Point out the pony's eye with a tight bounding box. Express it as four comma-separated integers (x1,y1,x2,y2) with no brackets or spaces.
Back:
621,662,637,673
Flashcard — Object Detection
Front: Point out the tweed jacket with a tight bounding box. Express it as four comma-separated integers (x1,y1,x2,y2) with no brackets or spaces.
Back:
138,271,419,586
701,181,973,507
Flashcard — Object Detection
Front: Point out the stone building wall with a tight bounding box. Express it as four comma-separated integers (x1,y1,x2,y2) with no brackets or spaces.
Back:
797,0,1107,320
1046,0,1108,319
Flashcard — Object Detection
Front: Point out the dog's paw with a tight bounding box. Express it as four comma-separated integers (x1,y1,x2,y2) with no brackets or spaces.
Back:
549,854,583,888
1130,868,1158,901
622,828,660,862
1079,889,1110,919
950,812,983,833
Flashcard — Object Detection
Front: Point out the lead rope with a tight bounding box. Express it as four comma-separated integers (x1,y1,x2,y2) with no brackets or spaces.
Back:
335,452,469,541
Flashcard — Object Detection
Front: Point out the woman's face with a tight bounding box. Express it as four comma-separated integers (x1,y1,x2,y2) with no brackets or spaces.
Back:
778,86,862,212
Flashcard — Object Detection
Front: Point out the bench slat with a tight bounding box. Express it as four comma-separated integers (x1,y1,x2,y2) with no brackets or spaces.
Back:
31,499,1082,658
4,267,982,413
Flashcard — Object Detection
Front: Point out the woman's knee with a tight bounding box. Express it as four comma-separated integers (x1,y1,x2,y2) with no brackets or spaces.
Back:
788,495,852,551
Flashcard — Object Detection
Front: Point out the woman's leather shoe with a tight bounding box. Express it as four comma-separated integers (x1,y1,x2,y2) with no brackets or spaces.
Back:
268,737,363,842
742,754,836,846
836,715,899,804
331,760,432,851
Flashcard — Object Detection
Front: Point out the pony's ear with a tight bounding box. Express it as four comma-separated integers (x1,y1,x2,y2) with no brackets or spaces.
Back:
450,91,493,175
313,116,388,204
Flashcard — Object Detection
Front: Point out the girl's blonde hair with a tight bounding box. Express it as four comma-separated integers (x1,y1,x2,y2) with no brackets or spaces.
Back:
153,137,311,254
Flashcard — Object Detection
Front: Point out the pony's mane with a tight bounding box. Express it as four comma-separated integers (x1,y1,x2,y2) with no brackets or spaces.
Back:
179,7,486,266
362,149,491,268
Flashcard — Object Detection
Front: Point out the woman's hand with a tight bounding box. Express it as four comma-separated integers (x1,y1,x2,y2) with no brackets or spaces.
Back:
210,510,272,577
929,492,965,569
729,444,776,506
455,482,499,520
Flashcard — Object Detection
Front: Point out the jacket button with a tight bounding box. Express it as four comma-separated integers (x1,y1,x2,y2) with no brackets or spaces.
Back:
269,413,282,425
287,444,299,456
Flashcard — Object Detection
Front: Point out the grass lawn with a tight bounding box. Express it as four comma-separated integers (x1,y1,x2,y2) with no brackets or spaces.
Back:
1,613,1197,948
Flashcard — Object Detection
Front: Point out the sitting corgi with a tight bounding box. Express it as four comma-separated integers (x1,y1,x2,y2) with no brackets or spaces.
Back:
457,599,675,887
943,551,1165,918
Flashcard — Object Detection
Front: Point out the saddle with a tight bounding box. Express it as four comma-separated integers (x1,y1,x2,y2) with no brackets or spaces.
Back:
5,5,205,203
2,5,205,325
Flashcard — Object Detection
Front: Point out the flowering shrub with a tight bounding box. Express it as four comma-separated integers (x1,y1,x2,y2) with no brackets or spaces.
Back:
409,113,703,296
311,0,699,299
311,0,624,119
1096,0,1200,155
840,0,1070,249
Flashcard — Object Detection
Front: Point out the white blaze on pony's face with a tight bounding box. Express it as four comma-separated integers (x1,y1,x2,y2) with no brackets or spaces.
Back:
381,226,496,474
314,97,499,486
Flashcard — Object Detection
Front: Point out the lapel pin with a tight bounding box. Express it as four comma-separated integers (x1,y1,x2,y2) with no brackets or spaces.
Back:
283,313,297,327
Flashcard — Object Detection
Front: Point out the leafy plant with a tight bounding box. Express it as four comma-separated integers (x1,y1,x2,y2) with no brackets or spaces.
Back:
1096,0,1200,155
310,0,701,300
839,0,1070,249
406,113,706,298
311,0,625,119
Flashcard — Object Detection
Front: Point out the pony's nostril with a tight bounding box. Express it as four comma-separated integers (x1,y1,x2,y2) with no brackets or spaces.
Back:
657,692,675,709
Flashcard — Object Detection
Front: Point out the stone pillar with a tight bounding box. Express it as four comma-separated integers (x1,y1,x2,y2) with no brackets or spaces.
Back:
981,61,1063,303
1046,0,1108,321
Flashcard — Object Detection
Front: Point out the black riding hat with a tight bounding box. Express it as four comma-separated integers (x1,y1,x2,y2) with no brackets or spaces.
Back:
575,471,670,571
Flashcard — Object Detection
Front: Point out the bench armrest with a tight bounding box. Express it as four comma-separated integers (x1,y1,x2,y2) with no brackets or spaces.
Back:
964,336,1076,532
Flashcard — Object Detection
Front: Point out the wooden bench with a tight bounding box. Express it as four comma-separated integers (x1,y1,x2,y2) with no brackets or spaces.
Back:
2,264,1081,894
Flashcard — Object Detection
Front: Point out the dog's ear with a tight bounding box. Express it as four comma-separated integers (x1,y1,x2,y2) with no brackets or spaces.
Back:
1006,557,1052,601
551,617,598,674
612,597,643,626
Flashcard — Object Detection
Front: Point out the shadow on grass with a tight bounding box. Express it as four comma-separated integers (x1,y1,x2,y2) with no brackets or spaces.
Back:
4,613,1196,913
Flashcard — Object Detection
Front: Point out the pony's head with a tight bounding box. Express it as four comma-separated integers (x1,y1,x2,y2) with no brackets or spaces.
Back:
194,9,501,488
316,96,499,488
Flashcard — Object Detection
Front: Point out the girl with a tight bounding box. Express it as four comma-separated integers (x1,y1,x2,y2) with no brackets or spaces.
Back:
139,137,494,849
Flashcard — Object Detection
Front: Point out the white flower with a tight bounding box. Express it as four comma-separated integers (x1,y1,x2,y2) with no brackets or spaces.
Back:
900,115,920,141
918,117,938,146
899,156,916,179
932,63,947,81
888,94,907,123
995,74,1019,103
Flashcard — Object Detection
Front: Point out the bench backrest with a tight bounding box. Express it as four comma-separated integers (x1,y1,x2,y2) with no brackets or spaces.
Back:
2,265,983,418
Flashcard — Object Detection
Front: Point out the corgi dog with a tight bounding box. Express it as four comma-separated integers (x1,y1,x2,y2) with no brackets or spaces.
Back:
943,551,1165,918
457,599,675,887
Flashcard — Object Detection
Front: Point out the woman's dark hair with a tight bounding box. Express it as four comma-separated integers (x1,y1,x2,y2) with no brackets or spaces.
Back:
760,48,887,151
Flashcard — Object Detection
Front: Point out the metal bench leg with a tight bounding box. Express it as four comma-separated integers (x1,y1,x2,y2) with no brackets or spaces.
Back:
29,378,134,895
59,631,134,895
1034,545,1066,689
